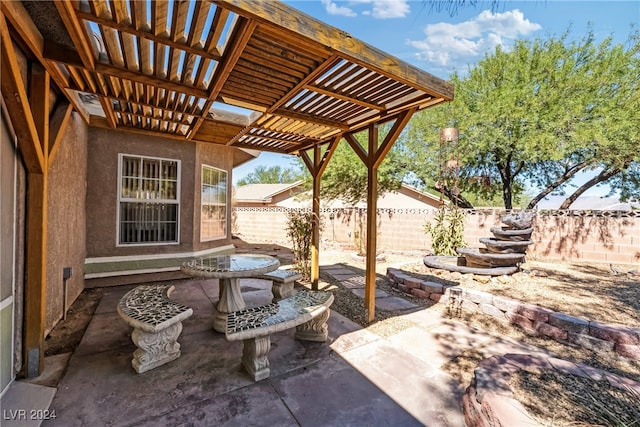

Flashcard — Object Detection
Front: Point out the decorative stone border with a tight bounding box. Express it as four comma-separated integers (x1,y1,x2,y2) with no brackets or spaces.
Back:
463,353,640,427
386,268,640,361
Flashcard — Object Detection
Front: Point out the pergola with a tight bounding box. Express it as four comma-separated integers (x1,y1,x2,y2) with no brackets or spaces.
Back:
1,0,453,376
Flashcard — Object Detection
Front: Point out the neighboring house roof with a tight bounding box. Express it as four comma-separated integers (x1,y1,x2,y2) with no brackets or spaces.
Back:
234,181,443,209
234,181,304,203
537,195,640,211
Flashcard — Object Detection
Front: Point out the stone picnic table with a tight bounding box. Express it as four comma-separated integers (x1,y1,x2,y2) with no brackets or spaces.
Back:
181,254,280,333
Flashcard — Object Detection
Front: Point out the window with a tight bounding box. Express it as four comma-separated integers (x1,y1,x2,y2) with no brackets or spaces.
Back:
118,154,180,245
201,165,227,241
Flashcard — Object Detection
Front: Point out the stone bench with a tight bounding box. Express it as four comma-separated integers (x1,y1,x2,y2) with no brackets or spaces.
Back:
257,269,303,302
117,284,193,373
225,290,334,381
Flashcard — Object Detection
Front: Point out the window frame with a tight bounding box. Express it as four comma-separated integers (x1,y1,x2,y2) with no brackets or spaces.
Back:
200,164,228,242
116,153,181,247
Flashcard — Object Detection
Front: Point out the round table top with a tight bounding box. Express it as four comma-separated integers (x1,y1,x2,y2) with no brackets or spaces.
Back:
180,254,280,278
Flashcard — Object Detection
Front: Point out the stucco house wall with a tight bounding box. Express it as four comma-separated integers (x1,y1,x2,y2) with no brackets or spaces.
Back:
85,128,236,285
45,113,88,333
193,141,235,252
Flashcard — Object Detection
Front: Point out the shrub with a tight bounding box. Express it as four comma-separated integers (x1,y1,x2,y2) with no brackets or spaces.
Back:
424,205,466,256
285,210,320,280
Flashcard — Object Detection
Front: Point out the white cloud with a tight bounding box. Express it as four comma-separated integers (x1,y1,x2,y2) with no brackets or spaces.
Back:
321,0,357,17
407,9,541,68
321,0,410,19
371,0,410,19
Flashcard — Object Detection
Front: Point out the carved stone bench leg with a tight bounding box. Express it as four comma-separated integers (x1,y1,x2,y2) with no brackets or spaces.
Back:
271,281,295,302
242,335,271,381
130,322,183,374
295,309,330,342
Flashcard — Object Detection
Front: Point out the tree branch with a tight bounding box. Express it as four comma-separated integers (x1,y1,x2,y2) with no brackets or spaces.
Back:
559,167,622,209
526,159,591,209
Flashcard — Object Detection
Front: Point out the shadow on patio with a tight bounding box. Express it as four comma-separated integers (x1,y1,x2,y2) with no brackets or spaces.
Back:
11,273,479,427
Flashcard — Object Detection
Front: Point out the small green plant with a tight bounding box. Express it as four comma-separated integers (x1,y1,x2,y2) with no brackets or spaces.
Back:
424,205,466,255
285,210,319,280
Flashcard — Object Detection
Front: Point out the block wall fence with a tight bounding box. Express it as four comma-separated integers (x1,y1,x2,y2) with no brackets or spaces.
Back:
232,207,640,265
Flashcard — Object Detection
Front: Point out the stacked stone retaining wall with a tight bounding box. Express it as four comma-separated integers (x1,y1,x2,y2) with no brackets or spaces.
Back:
386,267,640,361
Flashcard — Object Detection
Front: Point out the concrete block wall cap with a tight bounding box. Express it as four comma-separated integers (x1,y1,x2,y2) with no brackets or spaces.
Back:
515,303,554,322
589,321,640,345
403,277,422,289
492,296,521,312
534,322,568,341
465,289,493,304
548,312,590,333
479,303,506,319
419,281,443,294
615,343,640,361
568,332,615,353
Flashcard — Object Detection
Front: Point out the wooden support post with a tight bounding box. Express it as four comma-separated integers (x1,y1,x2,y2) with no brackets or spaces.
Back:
300,137,340,289
344,109,417,323
364,127,378,321
24,66,50,378
310,145,321,290
24,172,48,377
2,13,51,377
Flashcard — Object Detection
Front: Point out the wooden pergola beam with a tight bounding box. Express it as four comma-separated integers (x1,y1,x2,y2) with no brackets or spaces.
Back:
53,1,96,70
48,102,74,167
188,18,256,139
1,1,88,124
0,12,45,173
74,10,223,62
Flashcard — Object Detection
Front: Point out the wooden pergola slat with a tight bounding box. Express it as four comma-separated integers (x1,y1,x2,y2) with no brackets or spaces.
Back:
215,0,454,100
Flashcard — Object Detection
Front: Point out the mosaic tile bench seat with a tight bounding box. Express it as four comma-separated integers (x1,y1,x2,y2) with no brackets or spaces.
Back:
256,269,303,302
117,284,193,374
225,290,334,381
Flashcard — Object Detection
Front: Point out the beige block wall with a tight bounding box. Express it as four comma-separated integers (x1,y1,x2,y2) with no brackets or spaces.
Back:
233,207,640,265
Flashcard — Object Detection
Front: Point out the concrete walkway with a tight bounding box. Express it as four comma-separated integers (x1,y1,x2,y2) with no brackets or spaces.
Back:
4,265,545,427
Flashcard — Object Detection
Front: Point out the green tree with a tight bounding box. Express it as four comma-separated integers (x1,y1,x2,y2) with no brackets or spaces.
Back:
400,27,640,209
236,165,307,186
318,129,408,204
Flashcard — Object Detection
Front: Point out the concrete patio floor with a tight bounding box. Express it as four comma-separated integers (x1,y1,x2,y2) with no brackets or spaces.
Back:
3,264,548,427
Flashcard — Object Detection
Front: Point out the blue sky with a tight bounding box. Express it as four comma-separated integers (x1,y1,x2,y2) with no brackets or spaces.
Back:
233,1,639,196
